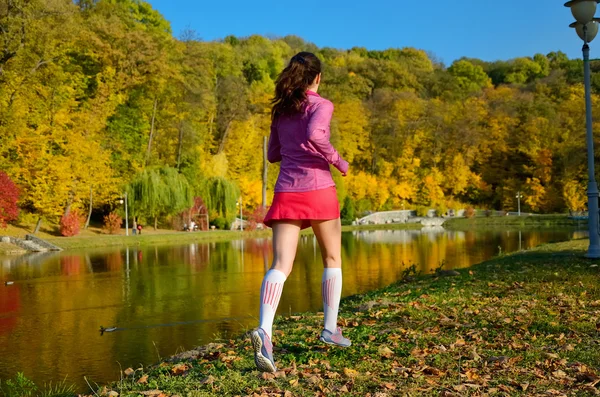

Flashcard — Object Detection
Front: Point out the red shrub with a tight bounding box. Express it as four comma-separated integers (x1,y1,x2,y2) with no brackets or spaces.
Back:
60,210,83,237
465,206,476,219
0,172,19,228
103,212,122,235
246,206,268,231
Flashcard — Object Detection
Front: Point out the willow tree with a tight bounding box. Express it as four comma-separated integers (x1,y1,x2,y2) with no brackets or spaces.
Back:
198,177,240,224
128,167,193,229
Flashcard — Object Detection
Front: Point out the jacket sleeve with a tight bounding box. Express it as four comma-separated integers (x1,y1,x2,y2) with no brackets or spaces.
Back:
306,101,349,175
267,121,282,163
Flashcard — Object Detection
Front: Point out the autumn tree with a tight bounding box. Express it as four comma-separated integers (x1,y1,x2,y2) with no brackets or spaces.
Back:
0,172,19,228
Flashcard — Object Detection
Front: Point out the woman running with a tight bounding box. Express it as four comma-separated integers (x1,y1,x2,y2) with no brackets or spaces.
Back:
250,52,351,373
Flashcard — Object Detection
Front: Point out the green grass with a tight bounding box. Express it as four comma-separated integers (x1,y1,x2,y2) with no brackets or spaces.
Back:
1,223,423,251
0,242,26,255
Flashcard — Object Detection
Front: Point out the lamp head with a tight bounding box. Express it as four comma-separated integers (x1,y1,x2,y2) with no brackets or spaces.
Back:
565,0,600,24
570,19,600,42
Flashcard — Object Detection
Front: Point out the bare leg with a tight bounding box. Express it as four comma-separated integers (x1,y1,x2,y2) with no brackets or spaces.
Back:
311,218,342,269
311,218,344,332
253,221,302,373
258,221,302,338
271,220,303,276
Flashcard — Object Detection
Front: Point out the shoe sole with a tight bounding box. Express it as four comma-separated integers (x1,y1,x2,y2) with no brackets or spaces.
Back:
251,330,276,373
319,335,351,347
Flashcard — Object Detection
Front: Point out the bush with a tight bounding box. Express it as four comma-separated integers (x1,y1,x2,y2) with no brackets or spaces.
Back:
435,202,448,217
465,206,476,218
355,198,373,215
103,212,122,234
59,210,83,237
211,217,227,230
340,196,355,222
416,206,430,217
0,171,19,229
246,207,268,231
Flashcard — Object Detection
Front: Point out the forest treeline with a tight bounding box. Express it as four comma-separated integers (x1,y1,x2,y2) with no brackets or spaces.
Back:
1,0,597,229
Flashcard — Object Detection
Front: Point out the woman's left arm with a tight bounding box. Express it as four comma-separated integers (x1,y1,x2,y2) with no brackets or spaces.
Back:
306,101,348,175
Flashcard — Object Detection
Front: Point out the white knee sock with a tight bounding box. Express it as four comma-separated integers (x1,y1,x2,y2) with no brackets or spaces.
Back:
259,269,287,339
322,268,342,333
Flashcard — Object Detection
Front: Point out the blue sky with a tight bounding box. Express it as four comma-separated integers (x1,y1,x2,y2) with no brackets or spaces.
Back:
147,0,588,65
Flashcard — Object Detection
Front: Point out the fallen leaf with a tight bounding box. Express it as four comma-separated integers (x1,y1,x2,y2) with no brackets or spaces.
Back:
137,375,148,384
553,370,567,378
139,391,163,397
306,375,322,385
498,384,514,392
289,378,299,386
274,371,286,379
343,368,359,378
201,375,215,384
123,368,134,377
465,369,479,381
378,346,394,358
171,363,188,375
382,382,396,390
423,366,444,376
486,356,508,364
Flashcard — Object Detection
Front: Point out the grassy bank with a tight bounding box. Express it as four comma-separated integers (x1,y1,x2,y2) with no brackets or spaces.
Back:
0,222,424,252
21,239,587,396
445,214,585,229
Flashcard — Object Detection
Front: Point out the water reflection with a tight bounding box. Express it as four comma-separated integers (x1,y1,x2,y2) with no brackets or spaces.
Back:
0,228,583,390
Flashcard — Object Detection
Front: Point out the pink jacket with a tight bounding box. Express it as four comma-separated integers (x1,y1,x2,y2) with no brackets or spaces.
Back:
268,91,349,193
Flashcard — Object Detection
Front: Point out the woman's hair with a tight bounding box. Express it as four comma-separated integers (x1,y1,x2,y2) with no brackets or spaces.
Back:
271,52,322,118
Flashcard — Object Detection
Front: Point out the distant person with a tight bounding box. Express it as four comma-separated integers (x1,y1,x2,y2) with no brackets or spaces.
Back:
250,52,350,374
137,224,142,235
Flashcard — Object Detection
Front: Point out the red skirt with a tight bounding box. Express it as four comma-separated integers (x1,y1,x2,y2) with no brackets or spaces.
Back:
263,186,340,230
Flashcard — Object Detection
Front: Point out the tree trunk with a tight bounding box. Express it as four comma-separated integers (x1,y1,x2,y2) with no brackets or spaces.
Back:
176,121,184,169
154,216,158,230
63,190,74,218
34,217,42,234
85,187,93,229
145,98,158,166
217,120,232,154
262,136,267,209
208,112,215,137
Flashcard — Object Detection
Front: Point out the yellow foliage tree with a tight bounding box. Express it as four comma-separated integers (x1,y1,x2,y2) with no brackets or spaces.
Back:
563,180,587,212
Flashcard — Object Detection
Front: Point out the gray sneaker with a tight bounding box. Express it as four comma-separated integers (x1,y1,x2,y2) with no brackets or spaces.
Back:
320,327,351,347
250,328,276,373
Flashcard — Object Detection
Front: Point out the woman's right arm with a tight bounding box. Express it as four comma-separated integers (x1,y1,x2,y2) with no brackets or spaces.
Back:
267,121,282,163
306,101,349,175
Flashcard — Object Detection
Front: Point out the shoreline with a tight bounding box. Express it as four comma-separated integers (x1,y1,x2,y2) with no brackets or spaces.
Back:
1,223,424,253
0,215,584,254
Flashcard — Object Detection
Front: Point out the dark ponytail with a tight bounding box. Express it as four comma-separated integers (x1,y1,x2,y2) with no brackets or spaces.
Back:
271,52,322,119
